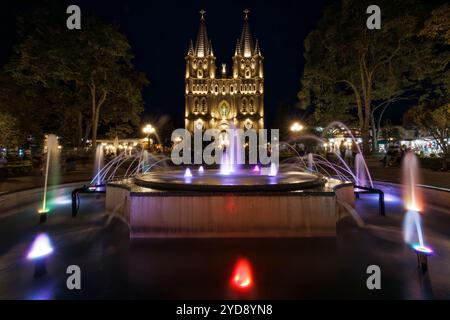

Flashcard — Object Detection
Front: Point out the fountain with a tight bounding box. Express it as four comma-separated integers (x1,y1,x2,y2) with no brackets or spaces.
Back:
307,153,314,172
38,134,59,222
106,145,354,237
94,145,104,186
401,152,433,273
142,150,149,173
355,153,370,188
220,150,233,175
268,162,278,177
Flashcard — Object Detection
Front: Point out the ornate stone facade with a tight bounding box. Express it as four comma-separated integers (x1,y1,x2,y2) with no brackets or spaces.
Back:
185,10,264,138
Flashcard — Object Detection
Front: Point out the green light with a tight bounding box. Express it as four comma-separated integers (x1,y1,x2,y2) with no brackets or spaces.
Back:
38,208,50,215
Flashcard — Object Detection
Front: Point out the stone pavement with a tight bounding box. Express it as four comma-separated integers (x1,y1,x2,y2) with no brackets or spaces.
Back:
365,158,450,189
0,169,93,195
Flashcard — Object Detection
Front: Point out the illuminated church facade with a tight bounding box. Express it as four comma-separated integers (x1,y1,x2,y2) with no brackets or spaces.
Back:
185,10,264,138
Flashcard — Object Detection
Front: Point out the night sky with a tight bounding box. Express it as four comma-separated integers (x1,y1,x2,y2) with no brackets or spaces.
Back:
1,0,338,128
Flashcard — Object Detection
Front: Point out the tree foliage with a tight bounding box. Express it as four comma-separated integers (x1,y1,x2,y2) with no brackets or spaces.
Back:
299,0,435,153
6,5,148,148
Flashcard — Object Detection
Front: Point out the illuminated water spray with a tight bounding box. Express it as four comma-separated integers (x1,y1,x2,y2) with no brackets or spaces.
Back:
39,134,59,216
402,152,423,212
269,162,278,177
307,153,314,172
94,144,104,185
355,153,371,187
401,152,432,257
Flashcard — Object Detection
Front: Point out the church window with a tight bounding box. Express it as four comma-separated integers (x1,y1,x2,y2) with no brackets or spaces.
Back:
197,69,203,78
194,98,199,113
215,85,218,93
245,69,251,78
249,99,255,113
242,98,248,113
201,98,207,113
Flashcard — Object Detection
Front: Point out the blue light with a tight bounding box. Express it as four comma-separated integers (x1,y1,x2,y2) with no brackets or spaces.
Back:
27,234,54,260
412,243,434,255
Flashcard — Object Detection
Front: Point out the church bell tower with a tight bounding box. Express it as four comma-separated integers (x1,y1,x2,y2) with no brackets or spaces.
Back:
185,9,264,135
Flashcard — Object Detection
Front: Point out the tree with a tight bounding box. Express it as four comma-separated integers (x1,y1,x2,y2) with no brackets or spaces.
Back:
0,113,21,149
299,0,422,154
404,3,450,169
7,5,148,148
0,71,39,147
419,3,450,45
404,103,450,168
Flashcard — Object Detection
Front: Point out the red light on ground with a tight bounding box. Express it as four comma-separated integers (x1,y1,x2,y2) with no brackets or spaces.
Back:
231,258,253,290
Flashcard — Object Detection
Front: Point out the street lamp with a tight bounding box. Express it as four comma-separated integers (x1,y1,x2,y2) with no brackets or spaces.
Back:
143,124,156,150
290,122,304,133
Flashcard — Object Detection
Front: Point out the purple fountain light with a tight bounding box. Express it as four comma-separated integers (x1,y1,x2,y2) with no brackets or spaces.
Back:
184,168,193,178
27,234,53,260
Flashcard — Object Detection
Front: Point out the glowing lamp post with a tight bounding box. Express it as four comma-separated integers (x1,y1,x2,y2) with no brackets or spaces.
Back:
290,122,304,133
27,233,54,278
143,124,156,151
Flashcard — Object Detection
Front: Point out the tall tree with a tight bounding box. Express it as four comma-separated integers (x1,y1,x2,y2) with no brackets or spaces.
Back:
7,5,148,148
404,3,450,168
299,0,423,154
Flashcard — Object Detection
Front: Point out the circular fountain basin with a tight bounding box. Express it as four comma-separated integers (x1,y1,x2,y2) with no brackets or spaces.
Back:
134,168,326,192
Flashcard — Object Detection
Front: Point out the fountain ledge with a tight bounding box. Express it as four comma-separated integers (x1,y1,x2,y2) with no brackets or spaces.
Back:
106,178,355,238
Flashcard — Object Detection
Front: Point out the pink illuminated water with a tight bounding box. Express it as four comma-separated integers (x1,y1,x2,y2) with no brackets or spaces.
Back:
401,152,429,250
355,153,371,187
307,153,314,172
402,152,424,212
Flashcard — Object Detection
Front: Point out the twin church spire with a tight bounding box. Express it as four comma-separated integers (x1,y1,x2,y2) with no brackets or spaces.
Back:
185,9,264,134
188,9,261,60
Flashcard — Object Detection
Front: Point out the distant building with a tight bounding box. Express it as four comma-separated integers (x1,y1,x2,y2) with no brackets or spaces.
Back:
184,10,264,143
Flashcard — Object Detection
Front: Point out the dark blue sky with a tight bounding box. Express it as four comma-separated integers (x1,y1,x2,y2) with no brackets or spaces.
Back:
1,0,334,127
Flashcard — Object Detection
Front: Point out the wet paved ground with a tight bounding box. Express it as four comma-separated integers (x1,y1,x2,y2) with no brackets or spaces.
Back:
0,183,449,300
